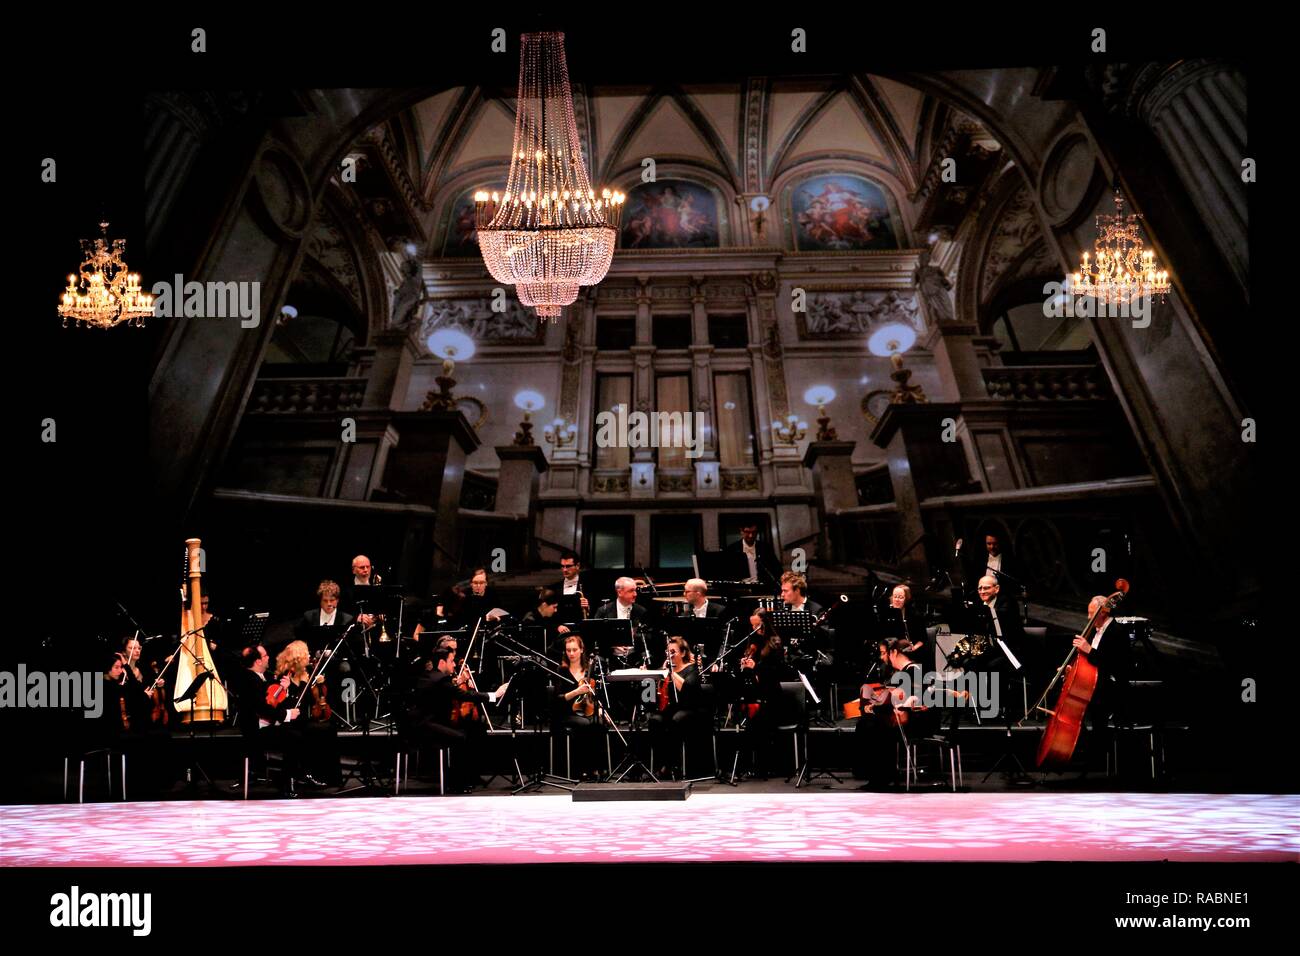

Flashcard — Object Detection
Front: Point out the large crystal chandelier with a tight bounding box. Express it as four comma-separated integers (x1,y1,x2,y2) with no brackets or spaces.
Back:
57,221,153,329
475,32,623,320
1069,192,1171,308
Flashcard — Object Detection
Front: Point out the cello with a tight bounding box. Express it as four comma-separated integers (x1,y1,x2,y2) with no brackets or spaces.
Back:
1033,579,1130,768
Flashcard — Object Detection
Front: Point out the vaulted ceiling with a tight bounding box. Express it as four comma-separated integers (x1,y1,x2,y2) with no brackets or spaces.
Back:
402,76,966,244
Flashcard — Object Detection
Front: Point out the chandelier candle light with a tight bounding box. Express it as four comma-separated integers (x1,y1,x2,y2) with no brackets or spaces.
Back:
475,32,623,320
57,221,153,329
1070,192,1171,308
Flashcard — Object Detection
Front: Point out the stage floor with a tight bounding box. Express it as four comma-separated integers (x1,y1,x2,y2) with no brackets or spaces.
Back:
2,792,1295,865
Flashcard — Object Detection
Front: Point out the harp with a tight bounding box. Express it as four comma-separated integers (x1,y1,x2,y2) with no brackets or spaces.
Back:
175,538,227,723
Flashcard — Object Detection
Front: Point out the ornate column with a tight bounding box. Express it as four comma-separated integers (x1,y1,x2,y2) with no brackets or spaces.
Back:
1118,62,1249,294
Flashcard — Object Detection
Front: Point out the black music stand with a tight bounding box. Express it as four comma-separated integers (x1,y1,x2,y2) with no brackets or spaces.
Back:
696,550,750,582
671,617,725,664
237,611,270,649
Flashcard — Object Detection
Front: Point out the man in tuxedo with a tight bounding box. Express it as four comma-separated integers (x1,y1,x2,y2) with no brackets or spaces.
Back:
293,580,355,651
343,555,383,630
590,576,649,663
232,644,323,794
726,523,780,585
978,532,1025,593
405,644,509,791
551,551,591,623
1072,594,1131,762
682,578,726,619
976,574,1028,724
779,572,824,618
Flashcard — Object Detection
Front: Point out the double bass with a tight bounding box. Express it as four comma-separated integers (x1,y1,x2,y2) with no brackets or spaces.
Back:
1033,579,1130,768
175,538,228,723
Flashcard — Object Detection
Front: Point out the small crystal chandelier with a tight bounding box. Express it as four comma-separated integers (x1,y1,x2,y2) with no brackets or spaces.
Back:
475,32,623,321
57,221,153,329
1070,192,1171,308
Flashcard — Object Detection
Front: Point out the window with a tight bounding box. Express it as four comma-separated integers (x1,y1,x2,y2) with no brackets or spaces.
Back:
708,314,749,348
655,374,692,470
653,314,692,349
595,375,632,470
653,515,701,570
584,516,632,569
596,317,636,350
714,372,756,468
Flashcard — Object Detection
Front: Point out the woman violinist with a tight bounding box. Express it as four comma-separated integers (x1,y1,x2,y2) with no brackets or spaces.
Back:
274,640,340,785
551,634,604,779
737,610,793,778
852,639,937,788
647,636,706,778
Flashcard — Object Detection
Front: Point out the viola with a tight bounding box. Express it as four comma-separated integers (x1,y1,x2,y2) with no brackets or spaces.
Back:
570,667,596,718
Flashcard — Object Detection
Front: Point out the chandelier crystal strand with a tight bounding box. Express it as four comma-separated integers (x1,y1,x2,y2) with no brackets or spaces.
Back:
476,32,623,320
1070,192,1171,308
57,221,153,329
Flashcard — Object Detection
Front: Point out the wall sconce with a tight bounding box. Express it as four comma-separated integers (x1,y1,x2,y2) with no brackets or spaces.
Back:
422,327,476,410
513,390,545,446
803,385,838,441
772,413,808,446
868,322,926,404
544,416,578,449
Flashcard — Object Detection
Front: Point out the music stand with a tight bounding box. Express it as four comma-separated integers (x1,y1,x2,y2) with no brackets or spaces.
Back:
696,550,750,582
671,618,725,664
237,610,270,649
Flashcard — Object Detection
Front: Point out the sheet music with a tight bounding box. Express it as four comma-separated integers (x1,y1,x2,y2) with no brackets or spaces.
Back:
796,670,821,705
995,637,1022,671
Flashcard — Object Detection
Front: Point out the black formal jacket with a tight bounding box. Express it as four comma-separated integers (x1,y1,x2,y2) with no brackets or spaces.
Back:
978,595,1027,672
293,608,356,648
682,600,728,620
408,668,490,727
232,667,291,736
725,538,781,584
592,600,649,625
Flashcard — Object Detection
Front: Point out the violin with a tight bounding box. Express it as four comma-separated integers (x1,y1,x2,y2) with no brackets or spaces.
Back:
657,656,673,712
266,674,290,708
738,642,761,720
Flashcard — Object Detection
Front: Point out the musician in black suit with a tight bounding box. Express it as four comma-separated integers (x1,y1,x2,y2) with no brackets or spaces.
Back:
232,644,322,794
973,532,1025,593
1072,594,1131,760
520,588,566,658
726,523,780,585
880,584,928,644
592,576,650,625
293,580,355,650
405,644,509,791
550,551,591,623
681,578,726,619
852,639,937,787
975,575,1029,724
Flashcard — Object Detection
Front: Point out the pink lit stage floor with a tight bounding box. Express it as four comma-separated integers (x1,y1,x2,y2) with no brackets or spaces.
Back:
2,793,1296,865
